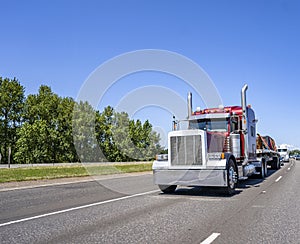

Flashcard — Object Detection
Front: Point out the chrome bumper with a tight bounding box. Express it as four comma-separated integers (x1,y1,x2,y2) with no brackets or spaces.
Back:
153,169,227,187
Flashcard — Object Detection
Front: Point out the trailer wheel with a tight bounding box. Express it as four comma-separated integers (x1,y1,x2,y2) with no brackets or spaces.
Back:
259,160,267,179
225,159,237,195
271,157,276,170
276,157,281,169
264,161,268,177
158,185,177,194
271,157,280,170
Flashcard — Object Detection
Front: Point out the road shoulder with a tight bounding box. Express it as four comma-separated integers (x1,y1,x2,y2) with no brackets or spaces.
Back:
0,171,152,192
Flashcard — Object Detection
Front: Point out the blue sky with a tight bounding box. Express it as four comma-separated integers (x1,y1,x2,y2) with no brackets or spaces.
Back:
1,0,300,149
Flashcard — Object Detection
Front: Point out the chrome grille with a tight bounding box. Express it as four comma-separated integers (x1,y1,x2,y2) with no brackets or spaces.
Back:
170,134,202,166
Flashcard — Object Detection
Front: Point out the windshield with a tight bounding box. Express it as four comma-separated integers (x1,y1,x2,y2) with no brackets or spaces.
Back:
189,118,228,132
278,149,288,152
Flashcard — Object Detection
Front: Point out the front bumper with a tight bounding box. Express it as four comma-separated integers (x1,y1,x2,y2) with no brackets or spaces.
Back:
153,169,228,187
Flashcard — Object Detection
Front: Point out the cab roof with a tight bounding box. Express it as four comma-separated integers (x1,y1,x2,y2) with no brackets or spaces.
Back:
193,106,243,116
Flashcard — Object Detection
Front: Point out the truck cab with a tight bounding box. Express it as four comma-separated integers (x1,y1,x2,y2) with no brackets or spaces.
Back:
153,84,279,195
188,105,257,161
277,144,289,162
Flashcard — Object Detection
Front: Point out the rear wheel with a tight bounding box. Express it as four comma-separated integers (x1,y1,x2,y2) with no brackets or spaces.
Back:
225,159,237,195
158,185,177,194
271,157,280,170
276,157,281,169
259,160,267,178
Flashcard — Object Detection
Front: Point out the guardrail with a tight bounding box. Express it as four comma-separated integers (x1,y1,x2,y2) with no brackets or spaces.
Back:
0,162,153,169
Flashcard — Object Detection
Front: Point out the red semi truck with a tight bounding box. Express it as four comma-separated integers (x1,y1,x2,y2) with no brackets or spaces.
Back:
153,84,280,194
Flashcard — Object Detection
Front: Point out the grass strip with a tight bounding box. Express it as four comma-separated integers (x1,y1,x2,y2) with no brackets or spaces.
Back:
0,163,152,183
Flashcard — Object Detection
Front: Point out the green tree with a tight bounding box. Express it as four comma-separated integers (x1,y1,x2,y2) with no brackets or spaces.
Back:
290,149,300,156
112,111,135,161
95,106,115,161
21,86,60,163
56,97,78,162
10,81,162,164
24,85,59,123
14,120,57,163
128,119,162,161
95,107,162,162
0,77,25,163
73,101,102,162
15,85,80,164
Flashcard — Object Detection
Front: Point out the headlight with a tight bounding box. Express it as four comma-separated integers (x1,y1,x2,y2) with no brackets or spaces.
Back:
208,153,225,160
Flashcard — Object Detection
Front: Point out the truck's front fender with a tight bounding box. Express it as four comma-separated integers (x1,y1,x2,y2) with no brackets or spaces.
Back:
152,160,168,170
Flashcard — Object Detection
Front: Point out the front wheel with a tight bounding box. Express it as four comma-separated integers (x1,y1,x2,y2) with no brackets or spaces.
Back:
225,159,237,195
158,185,177,194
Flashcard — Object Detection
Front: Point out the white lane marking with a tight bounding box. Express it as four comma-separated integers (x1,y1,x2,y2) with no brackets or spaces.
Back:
287,167,291,171
275,176,282,182
252,205,265,208
200,233,221,244
0,189,159,228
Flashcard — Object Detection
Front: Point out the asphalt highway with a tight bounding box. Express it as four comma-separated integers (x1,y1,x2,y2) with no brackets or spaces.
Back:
0,160,299,244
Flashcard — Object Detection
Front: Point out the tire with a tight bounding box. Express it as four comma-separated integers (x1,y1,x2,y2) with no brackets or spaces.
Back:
259,160,267,179
158,185,177,194
276,157,281,169
225,159,237,195
264,161,268,177
271,158,277,169
271,157,280,170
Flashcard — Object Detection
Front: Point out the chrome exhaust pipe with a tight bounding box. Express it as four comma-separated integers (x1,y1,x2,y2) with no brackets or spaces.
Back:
187,92,193,119
241,84,248,118
241,84,248,162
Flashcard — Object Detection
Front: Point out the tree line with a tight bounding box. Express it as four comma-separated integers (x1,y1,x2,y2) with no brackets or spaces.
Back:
0,77,163,164
290,149,300,156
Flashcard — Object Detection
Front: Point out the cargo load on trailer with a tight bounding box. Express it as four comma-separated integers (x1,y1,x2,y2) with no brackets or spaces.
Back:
257,134,277,151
